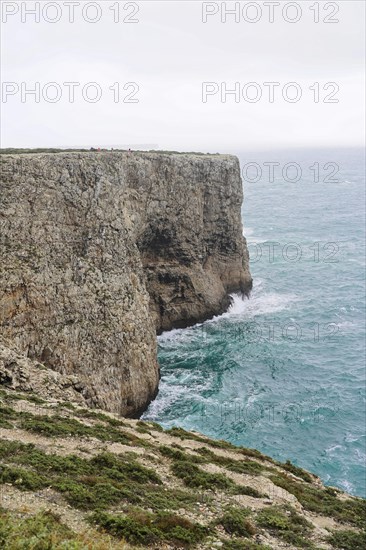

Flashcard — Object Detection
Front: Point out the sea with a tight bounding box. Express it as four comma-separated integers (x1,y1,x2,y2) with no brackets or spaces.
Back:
142,148,366,498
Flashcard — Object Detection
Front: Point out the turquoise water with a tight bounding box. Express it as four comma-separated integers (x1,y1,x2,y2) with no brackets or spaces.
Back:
143,148,366,498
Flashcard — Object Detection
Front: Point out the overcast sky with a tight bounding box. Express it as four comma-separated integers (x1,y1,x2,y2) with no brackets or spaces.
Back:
1,0,365,152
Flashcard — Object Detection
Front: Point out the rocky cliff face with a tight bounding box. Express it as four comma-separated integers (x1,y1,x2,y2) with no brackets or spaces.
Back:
0,151,251,416
123,153,252,332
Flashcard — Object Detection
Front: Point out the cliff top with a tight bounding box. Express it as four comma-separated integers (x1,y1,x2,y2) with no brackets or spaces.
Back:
0,374,365,550
1,150,250,415
0,149,234,159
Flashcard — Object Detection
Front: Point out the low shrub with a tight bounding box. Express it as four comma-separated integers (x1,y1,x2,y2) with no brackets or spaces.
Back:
219,507,255,537
328,529,366,550
91,508,208,547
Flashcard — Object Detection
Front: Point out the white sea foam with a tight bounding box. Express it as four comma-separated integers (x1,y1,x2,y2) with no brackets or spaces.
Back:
354,449,366,464
335,320,356,330
162,280,300,336
158,327,192,345
226,289,299,319
141,380,185,420
345,433,365,443
142,375,212,421
326,444,343,454
243,226,269,244
243,226,254,237
339,479,355,494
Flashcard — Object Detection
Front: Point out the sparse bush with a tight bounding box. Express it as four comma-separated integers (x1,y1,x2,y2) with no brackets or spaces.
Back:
328,529,366,550
91,508,208,547
256,505,315,548
271,473,366,529
171,460,234,491
219,507,255,537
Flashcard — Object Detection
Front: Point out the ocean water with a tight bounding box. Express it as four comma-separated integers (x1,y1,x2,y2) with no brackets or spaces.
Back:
143,148,366,498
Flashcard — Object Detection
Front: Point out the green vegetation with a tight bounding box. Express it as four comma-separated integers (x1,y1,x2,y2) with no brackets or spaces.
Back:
1,391,365,550
0,508,118,549
195,447,266,475
0,509,77,548
0,389,46,406
238,447,270,461
170,460,264,497
159,444,267,498
136,420,152,434
0,390,139,441
0,407,14,428
90,452,161,484
218,507,255,537
56,401,76,410
221,540,272,550
206,439,238,450
166,426,208,442
328,529,366,550
159,445,205,463
1,465,48,491
165,426,240,449
91,508,208,547
137,486,199,512
0,388,22,400
19,413,126,441
0,440,199,514
160,444,267,496
134,421,164,435
172,460,234,491
56,478,133,510
0,404,148,447
165,425,270,462
236,485,267,498
146,421,164,432
0,440,161,511
0,403,25,428
21,394,46,405
0,405,18,420
70,408,126,427
256,505,316,548
280,459,314,482
0,418,13,428
271,473,366,529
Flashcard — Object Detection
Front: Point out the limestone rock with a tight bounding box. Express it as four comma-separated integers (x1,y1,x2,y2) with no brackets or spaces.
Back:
0,152,251,416
0,336,88,406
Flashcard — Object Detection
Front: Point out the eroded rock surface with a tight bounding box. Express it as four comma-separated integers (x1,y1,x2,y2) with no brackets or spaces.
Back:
0,152,251,415
123,153,252,332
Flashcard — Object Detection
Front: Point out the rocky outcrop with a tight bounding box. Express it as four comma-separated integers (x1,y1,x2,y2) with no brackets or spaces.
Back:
0,151,251,416
0,336,89,406
123,153,252,332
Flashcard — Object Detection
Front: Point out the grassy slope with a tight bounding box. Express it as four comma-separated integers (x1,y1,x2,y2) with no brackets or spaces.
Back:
0,388,365,550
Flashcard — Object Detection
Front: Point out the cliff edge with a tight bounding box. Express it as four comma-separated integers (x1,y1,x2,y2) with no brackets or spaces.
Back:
0,151,251,417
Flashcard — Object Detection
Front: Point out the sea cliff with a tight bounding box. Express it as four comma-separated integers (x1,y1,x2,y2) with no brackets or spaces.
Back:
0,151,251,417
1,152,365,550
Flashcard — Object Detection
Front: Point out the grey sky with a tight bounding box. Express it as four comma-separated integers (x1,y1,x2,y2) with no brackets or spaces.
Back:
1,1,365,151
